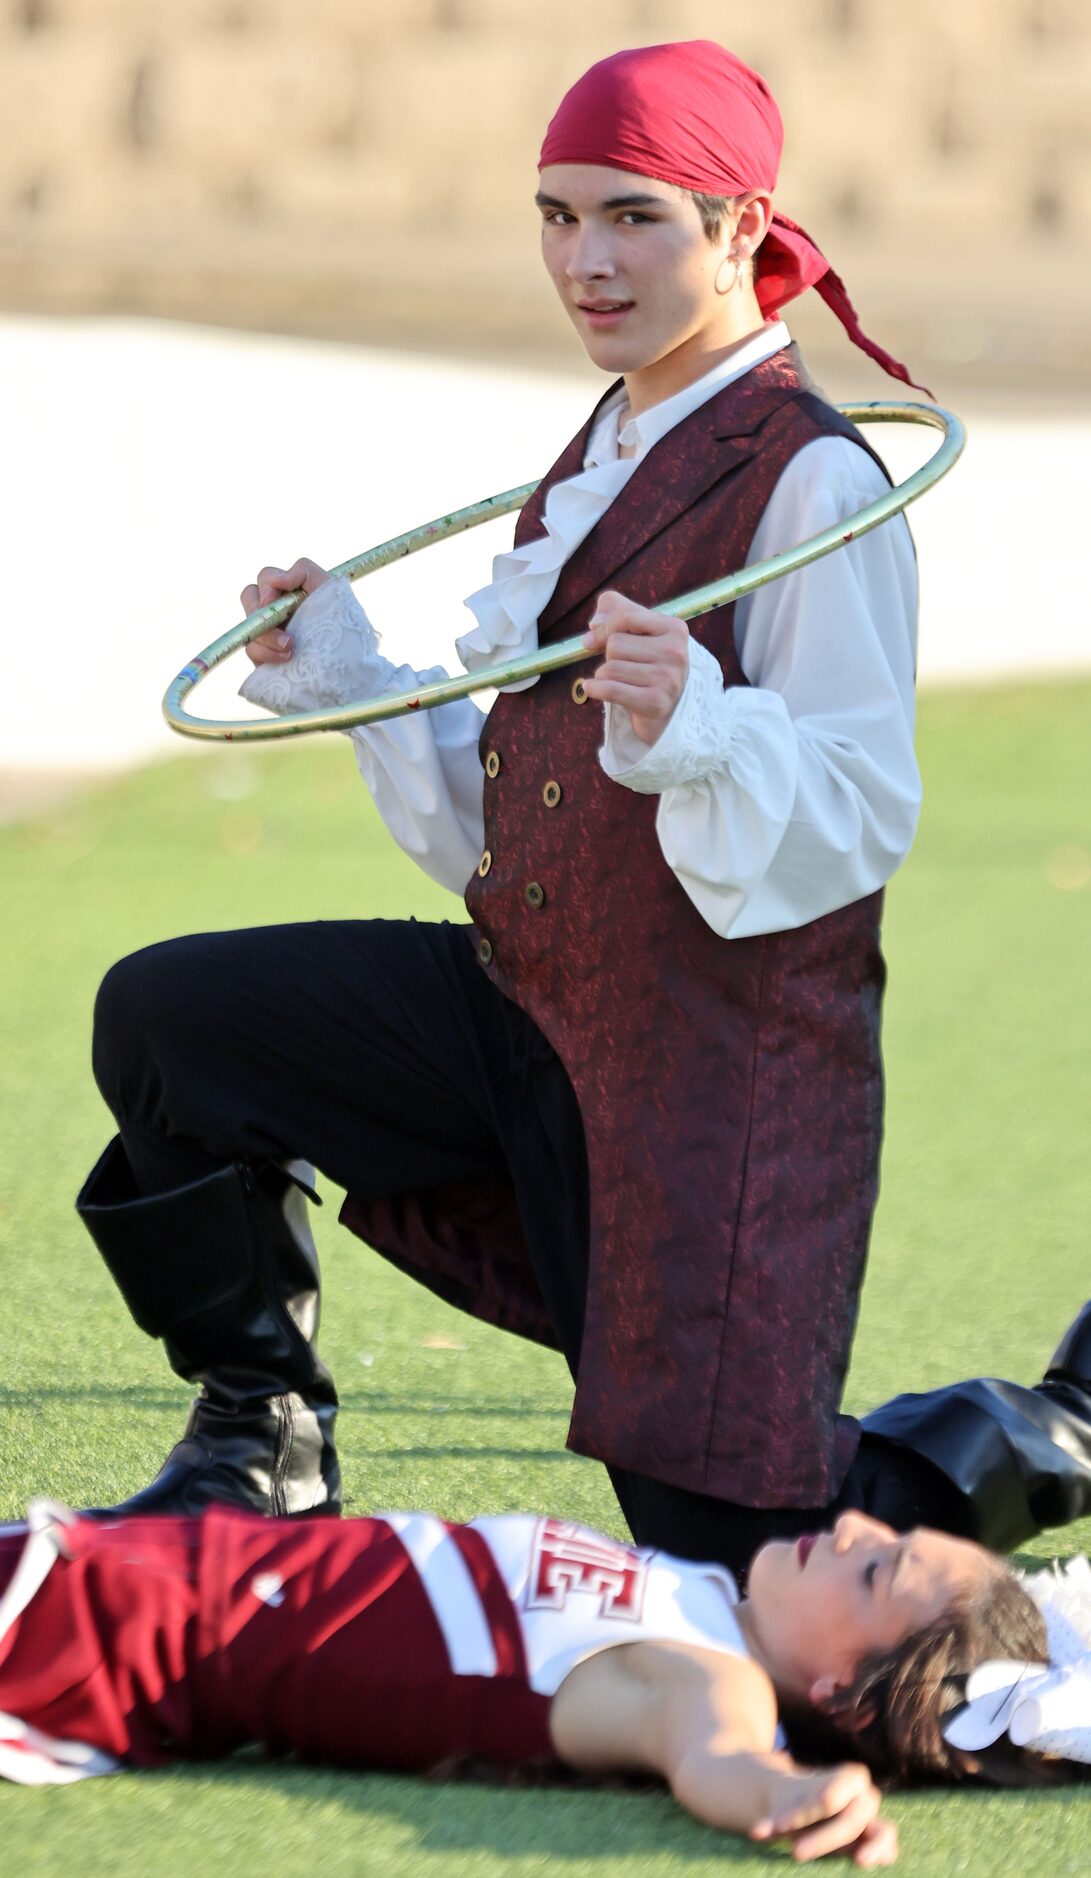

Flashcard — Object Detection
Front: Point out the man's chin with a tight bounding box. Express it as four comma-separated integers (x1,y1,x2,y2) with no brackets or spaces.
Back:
562,310,638,371
568,318,694,383
577,334,652,376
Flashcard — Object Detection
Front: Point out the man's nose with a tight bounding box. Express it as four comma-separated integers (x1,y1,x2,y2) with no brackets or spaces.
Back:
566,231,616,282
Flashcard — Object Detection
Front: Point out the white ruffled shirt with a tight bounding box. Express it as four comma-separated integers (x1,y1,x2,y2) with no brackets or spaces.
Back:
240,322,921,939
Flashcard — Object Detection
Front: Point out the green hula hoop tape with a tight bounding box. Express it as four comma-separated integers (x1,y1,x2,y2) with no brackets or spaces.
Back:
163,402,964,744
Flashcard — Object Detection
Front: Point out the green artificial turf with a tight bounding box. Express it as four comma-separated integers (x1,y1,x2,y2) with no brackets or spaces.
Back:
1,679,1089,1873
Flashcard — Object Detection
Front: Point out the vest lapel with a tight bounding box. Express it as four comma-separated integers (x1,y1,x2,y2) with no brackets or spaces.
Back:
513,399,605,547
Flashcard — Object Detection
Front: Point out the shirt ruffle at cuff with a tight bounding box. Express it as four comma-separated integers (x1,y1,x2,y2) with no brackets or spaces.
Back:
600,638,738,794
238,576,397,716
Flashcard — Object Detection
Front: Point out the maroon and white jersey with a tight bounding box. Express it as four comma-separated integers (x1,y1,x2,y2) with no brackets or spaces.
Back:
0,1504,756,1786
383,1511,748,1694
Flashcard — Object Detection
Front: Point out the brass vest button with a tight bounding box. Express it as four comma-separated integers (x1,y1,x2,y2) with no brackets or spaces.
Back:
525,882,545,910
477,938,493,965
542,780,562,808
571,678,588,705
477,849,492,877
485,749,501,777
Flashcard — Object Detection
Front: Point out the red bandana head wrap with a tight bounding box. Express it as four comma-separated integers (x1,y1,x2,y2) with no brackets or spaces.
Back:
540,41,930,396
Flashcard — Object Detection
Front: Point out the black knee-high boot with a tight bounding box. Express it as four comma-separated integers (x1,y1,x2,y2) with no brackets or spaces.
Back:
860,1303,1091,1553
77,1138,341,1517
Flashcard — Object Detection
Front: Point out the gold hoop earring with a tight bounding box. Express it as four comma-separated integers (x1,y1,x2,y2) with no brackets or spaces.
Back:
715,255,741,296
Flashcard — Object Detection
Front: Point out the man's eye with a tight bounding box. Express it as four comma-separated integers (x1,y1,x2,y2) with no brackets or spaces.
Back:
864,1559,879,1590
543,211,574,225
620,212,653,224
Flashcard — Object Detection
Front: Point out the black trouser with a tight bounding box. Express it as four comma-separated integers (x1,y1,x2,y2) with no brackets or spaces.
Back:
92,917,964,1579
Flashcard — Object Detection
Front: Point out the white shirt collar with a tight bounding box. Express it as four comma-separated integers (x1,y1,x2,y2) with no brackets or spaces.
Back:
585,320,791,470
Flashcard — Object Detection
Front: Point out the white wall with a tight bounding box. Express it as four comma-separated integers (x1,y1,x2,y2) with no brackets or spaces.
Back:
4,316,1087,774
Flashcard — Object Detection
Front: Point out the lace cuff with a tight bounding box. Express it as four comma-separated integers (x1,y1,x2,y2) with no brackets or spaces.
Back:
238,576,395,716
600,638,737,795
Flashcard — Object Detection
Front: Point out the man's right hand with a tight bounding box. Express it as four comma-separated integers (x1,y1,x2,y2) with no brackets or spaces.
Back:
242,558,332,666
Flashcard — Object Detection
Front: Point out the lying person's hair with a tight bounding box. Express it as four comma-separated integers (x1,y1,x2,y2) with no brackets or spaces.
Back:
786,1562,1086,1788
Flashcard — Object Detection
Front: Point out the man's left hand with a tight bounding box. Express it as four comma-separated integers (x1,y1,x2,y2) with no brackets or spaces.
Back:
582,589,690,746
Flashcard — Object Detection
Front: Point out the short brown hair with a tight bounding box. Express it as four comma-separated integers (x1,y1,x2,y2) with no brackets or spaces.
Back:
686,189,735,240
684,189,759,282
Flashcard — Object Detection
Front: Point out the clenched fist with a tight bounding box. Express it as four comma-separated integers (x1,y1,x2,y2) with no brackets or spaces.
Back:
241,558,332,668
582,589,690,745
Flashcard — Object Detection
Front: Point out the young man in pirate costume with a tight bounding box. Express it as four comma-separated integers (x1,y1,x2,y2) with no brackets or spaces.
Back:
78,43,1091,1572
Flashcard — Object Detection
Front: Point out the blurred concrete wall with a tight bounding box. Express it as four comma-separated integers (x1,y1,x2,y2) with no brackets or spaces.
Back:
4,0,1090,386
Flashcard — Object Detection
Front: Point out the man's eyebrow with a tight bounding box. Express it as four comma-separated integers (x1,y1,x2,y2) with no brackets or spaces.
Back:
600,192,668,209
534,191,669,211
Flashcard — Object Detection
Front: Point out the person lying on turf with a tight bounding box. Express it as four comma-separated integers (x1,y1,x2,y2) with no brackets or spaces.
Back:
0,1498,1079,1865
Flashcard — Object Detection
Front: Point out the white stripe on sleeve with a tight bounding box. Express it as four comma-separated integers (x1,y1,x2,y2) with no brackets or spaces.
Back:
380,1512,498,1678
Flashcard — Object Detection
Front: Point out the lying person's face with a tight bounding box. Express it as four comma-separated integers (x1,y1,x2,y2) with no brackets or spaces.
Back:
744,1510,998,1705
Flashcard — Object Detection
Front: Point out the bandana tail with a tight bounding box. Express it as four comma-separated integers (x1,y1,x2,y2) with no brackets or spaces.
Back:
814,263,935,402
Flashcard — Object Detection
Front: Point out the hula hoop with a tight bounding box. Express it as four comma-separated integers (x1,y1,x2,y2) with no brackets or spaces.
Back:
163,401,964,744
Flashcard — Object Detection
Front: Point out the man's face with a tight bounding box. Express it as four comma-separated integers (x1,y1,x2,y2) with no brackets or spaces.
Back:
536,163,731,377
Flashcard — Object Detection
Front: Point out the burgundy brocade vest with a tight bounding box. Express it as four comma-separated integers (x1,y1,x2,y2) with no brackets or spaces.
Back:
350,347,892,1508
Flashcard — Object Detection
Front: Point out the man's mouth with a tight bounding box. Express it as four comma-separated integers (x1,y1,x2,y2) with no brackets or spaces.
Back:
576,300,633,329
797,1533,817,1569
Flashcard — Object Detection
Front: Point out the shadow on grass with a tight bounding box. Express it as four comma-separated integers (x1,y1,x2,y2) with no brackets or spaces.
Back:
0,1386,581,1481
104,1751,1088,1869
0,1385,568,1420
374,1447,580,1462
121,1750,1091,1866
0,1384,193,1413
339,1393,569,1420
133,1755,762,1864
